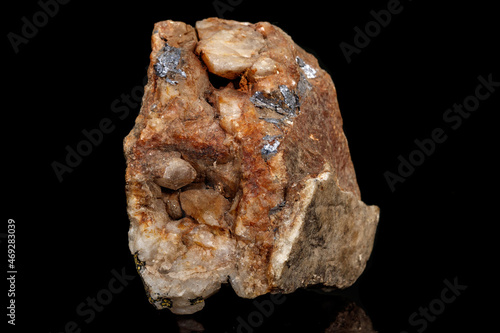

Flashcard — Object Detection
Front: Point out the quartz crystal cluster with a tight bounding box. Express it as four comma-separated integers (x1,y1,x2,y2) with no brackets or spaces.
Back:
124,18,380,314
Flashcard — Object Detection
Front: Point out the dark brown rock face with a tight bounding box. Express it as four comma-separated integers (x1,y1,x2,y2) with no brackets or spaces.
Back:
124,18,379,314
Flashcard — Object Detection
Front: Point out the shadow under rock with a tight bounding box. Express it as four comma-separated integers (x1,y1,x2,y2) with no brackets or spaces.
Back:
174,285,376,333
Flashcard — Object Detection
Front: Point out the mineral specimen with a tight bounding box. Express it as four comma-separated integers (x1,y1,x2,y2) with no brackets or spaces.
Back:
124,18,380,315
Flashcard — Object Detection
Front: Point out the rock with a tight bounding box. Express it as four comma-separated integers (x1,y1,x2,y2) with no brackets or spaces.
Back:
195,19,266,79
124,17,380,315
179,188,230,228
153,157,197,190
161,191,183,220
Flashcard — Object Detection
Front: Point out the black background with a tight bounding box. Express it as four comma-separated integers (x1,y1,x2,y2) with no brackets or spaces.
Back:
4,0,498,332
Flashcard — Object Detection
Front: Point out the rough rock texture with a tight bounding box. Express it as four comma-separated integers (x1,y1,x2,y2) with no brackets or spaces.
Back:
124,18,380,315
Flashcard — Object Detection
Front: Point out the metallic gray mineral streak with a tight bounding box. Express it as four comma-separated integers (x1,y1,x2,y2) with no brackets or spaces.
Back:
279,85,299,115
250,91,282,112
296,56,317,79
250,86,299,117
297,73,312,97
269,200,286,214
260,117,282,125
154,43,187,84
261,141,280,159
261,135,281,160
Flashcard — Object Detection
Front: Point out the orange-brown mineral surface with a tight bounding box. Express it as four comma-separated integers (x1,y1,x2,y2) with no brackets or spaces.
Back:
124,18,380,314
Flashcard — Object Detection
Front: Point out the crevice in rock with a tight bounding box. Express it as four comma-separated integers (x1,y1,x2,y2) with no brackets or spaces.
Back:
208,72,232,89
